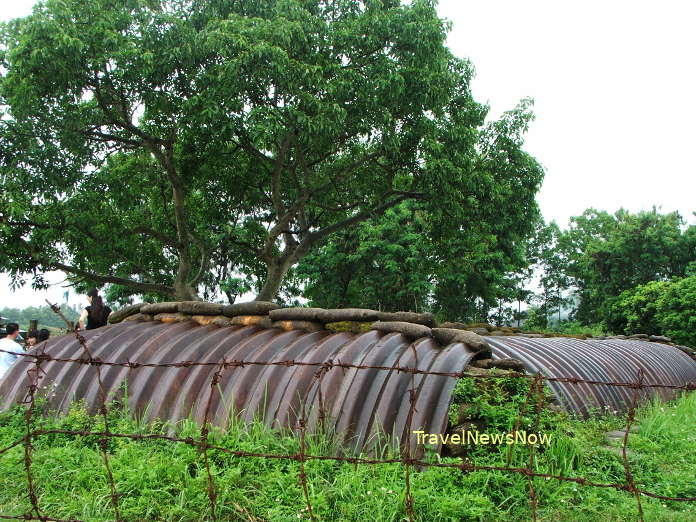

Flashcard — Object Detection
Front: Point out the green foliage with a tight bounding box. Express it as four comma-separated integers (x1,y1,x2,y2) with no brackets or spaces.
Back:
608,275,696,347
1,0,544,303
298,193,542,320
526,221,573,325
654,275,696,347
297,202,435,311
523,306,548,331
0,304,79,331
1,391,695,520
560,208,695,325
551,321,606,337
607,280,670,335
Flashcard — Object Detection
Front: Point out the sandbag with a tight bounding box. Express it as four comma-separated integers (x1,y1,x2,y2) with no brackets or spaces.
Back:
370,321,432,340
153,312,191,324
488,358,526,372
178,301,223,315
431,328,490,354
272,320,324,332
231,315,273,328
141,302,179,314
376,311,436,327
222,301,280,317
123,313,153,322
649,335,672,343
108,303,146,323
316,308,381,323
269,308,324,322
212,316,234,327
191,315,231,327
324,321,374,334
469,358,492,369
438,322,469,330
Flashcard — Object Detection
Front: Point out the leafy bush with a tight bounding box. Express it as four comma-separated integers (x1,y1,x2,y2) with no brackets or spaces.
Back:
606,275,696,347
654,275,696,347
606,280,669,335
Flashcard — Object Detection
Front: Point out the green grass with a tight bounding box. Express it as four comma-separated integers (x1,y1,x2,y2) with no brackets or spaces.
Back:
0,392,694,521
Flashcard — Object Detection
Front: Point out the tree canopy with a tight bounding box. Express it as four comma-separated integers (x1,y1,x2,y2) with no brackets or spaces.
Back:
1,0,544,303
558,208,695,323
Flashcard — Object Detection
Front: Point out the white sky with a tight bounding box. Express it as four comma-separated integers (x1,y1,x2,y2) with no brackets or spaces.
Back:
2,0,695,308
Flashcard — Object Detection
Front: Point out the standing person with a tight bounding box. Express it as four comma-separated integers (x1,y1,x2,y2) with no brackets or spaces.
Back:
78,288,112,330
0,323,21,378
37,329,50,342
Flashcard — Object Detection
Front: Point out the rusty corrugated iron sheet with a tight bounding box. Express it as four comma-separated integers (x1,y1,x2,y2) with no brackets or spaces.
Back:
487,336,696,416
0,320,475,456
1,321,695,454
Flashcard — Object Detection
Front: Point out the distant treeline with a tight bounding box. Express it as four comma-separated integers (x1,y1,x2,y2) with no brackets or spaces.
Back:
0,304,80,331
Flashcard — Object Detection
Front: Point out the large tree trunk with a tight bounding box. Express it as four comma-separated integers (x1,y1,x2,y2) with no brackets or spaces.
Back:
173,279,199,300
255,259,292,302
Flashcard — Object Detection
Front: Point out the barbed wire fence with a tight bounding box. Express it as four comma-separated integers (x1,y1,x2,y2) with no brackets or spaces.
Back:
0,304,694,521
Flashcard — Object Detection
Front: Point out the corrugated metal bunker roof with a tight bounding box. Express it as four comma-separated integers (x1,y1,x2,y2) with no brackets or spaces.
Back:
1,313,695,456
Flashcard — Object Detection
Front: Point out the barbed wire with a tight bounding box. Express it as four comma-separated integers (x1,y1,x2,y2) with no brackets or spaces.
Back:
2,347,695,392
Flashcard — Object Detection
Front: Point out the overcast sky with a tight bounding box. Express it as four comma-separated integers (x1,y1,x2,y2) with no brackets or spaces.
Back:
2,0,695,309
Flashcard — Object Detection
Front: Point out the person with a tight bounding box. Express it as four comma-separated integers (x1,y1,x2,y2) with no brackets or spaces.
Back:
78,288,112,330
37,329,50,342
0,323,21,379
26,330,39,349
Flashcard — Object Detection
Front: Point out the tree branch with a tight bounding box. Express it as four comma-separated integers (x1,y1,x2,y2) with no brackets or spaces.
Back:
292,192,425,261
51,262,175,296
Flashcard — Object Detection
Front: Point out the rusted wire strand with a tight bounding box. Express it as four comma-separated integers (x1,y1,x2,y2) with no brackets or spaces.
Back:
402,343,419,522
2,348,694,392
527,373,546,521
200,358,228,522
20,345,45,521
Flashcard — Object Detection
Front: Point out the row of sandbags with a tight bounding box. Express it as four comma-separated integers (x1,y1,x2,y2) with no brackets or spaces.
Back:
108,301,491,356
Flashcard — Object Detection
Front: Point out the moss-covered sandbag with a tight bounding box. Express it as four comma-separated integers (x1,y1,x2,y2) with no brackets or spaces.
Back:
191,315,232,327
432,328,491,354
316,308,381,323
269,308,324,322
178,301,223,315
123,313,153,322
141,302,179,314
370,321,432,340
222,301,280,317
324,321,374,334
153,312,191,323
438,321,469,330
470,358,526,372
272,320,324,332
376,311,436,327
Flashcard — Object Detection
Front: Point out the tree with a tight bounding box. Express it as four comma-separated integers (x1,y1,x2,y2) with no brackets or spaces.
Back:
0,304,80,330
654,275,696,347
531,221,571,326
607,275,696,347
297,202,435,311
606,280,669,335
560,208,694,324
1,0,543,302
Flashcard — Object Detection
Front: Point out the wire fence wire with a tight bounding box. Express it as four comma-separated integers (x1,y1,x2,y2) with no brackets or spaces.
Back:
0,305,695,521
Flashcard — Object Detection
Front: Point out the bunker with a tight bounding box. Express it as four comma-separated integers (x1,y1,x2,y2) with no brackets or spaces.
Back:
1,302,695,456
